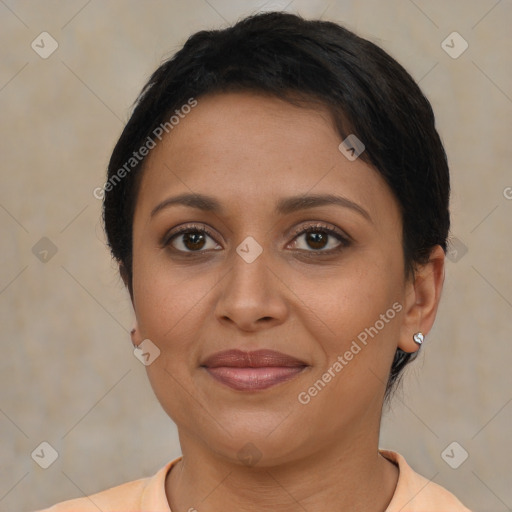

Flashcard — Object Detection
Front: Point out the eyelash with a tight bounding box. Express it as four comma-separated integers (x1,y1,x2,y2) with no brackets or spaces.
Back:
162,222,352,256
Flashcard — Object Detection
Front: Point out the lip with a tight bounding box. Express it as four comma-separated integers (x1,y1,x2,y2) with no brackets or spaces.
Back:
201,349,308,391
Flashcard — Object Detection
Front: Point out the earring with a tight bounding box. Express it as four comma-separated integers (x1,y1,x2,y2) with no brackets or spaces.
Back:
413,332,424,346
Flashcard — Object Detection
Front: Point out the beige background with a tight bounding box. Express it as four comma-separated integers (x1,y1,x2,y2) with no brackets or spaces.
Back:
0,1,511,511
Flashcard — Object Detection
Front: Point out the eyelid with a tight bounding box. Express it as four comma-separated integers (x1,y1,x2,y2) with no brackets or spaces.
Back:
161,223,221,248
162,221,352,253
287,221,352,246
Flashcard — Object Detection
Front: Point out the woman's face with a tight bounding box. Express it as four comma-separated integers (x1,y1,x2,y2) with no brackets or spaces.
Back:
130,92,415,465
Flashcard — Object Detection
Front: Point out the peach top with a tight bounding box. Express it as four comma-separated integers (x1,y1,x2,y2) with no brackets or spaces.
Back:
38,450,471,511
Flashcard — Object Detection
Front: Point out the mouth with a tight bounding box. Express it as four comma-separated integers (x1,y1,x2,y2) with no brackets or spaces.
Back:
201,349,308,391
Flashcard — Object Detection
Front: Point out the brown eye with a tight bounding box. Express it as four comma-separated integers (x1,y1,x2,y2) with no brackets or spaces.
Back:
181,231,207,251
304,231,329,250
290,225,351,253
164,226,221,253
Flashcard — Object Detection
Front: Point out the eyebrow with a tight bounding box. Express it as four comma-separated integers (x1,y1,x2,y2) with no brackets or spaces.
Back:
151,192,372,222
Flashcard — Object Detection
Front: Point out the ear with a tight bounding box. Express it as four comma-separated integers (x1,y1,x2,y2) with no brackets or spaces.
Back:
130,324,142,348
120,262,139,346
119,262,134,304
398,245,445,353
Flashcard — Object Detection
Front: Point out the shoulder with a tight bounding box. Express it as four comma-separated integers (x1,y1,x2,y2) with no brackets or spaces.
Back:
381,450,472,512
35,458,180,512
36,477,149,512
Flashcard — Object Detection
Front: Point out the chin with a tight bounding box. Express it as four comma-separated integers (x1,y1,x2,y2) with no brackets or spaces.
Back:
180,408,310,467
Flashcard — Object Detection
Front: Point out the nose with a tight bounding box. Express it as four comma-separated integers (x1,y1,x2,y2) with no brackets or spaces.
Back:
214,248,289,332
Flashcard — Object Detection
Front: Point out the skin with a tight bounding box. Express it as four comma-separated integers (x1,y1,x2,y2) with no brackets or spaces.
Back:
128,91,445,512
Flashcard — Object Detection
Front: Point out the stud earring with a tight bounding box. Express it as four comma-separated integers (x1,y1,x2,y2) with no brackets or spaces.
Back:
413,332,424,346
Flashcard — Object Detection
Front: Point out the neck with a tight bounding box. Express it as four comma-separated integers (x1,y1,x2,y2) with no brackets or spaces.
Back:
165,429,398,512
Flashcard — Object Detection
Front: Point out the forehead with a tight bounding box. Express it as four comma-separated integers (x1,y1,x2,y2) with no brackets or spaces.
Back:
136,91,399,224
153,92,340,173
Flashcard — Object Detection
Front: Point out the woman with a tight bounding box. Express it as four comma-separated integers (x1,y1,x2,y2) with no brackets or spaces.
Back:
40,11,471,511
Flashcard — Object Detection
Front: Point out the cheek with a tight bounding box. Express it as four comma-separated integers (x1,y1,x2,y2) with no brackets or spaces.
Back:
133,246,180,329
297,251,401,337
131,249,213,426
291,248,403,390
131,247,219,354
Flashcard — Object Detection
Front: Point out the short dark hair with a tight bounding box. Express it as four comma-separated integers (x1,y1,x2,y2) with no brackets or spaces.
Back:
103,11,450,399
